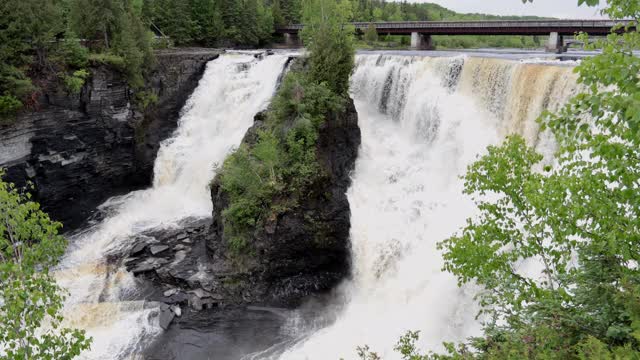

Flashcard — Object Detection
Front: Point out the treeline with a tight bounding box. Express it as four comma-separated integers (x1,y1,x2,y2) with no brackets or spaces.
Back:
143,0,547,49
142,0,274,46
0,0,153,121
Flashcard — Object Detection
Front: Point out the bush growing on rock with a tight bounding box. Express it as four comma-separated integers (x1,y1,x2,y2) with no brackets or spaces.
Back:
219,72,343,254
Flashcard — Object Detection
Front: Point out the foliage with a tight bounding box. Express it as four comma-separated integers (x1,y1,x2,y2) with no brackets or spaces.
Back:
0,173,92,358
363,23,378,43
63,69,90,95
0,95,23,123
301,0,355,96
0,0,152,120
53,34,90,69
69,0,153,88
88,53,127,70
142,0,273,47
0,0,63,116
134,90,159,110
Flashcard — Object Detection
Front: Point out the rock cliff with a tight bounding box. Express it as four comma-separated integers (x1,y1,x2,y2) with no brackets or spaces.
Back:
0,49,220,228
208,99,361,306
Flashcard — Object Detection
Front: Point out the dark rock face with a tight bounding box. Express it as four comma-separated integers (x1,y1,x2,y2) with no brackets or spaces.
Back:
208,99,361,307
0,49,220,229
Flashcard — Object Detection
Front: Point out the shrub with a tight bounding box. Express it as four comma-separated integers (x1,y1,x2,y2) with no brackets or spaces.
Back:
55,34,89,68
88,53,127,70
135,90,159,110
364,23,378,43
63,69,90,95
0,94,22,123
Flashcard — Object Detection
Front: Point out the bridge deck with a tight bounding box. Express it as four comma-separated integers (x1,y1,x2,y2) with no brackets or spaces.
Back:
276,20,635,36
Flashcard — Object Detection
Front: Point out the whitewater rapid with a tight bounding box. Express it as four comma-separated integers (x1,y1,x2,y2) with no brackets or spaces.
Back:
275,54,578,359
53,53,290,359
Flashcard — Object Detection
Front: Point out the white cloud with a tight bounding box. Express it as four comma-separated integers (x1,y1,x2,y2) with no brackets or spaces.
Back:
420,0,605,19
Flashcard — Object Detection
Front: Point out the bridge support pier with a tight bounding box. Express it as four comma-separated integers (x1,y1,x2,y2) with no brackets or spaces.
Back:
545,32,567,53
284,33,302,48
410,32,434,50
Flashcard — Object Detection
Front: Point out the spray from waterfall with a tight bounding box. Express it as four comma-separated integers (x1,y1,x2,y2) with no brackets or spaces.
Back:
53,53,290,359
274,54,578,360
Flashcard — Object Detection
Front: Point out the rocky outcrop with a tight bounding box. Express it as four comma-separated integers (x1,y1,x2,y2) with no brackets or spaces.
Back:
0,49,220,228
208,99,361,307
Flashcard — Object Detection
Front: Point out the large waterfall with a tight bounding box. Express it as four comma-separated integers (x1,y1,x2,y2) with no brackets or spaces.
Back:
275,54,578,359
53,53,290,359
49,52,580,359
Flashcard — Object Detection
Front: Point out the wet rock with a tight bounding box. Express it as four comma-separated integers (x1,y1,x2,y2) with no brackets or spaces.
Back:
150,245,170,255
164,288,179,297
130,242,147,255
159,307,176,330
131,258,169,274
191,288,211,299
132,262,157,275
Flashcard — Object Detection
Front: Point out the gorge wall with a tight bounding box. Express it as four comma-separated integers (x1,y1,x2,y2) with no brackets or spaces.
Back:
0,49,220,229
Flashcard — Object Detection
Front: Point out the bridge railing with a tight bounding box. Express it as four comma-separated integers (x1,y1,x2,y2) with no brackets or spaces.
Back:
277,19,634,31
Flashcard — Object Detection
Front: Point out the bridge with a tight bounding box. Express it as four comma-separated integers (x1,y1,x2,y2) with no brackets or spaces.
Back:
276,20,635,53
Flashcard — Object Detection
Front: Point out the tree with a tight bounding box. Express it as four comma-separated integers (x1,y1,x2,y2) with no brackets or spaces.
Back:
301,0,355,96
0,0,65,118
0,173,92,358
363,23,378,43
70,0,152,88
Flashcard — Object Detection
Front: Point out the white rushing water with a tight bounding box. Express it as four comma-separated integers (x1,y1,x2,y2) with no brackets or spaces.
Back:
54,53,290,359
276,54,578,359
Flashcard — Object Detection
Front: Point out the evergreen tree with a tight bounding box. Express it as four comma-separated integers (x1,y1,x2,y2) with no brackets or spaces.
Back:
301,0,355,96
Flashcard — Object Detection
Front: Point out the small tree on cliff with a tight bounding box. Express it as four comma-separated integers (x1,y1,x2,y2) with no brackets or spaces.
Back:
364,23,378,44
301,0,355,97
0,173,91,358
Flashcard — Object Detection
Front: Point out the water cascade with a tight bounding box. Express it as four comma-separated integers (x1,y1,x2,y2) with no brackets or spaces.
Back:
53,53,290,359
275,54,579,359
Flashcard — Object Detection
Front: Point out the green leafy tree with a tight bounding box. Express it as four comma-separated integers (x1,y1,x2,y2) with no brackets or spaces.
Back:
0,173,92,358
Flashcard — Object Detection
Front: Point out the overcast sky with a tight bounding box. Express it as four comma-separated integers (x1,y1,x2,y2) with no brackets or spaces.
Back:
423,0,605,19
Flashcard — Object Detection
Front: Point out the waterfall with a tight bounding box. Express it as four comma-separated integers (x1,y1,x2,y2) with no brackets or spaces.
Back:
53,53,290,359
275,54,578,360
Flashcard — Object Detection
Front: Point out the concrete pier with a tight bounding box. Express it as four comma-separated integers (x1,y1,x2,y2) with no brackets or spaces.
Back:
284,33,302,48
410,32,434,50
545,32,567,53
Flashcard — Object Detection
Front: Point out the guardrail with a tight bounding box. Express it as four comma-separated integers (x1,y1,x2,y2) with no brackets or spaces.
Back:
277,19,635,34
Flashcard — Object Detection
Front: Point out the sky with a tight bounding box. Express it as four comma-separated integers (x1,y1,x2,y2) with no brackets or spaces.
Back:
423,0,605,19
